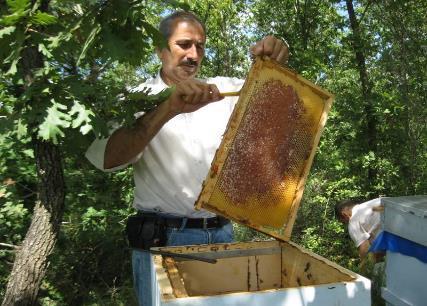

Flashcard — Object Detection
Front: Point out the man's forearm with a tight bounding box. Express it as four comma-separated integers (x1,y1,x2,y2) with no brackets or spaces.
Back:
104,100,175,169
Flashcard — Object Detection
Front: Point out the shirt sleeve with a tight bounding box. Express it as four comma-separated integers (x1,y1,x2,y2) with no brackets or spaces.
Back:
85,135,145,172
85,136,134,172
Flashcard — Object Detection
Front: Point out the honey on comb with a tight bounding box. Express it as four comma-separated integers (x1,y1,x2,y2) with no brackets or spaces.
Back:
219,80,305,206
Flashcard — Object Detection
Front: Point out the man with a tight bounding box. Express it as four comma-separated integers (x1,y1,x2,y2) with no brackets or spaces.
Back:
86,11,289,306
335,198,383,261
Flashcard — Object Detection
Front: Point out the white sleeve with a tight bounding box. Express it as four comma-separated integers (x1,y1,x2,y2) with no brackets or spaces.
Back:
85,137,132,172
85,133,143,172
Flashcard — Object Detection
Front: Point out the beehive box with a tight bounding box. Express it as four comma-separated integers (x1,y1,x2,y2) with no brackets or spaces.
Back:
380,196,427,306
152,241,370,305
150,58,371,305
381,195,427,247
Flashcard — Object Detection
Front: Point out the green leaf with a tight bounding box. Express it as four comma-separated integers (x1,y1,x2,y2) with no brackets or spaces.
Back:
47,31,73,50
147,87,175,102
6,57,19,75
126,86,152,101
22,149,33,158
69,100,94,135
30,11,58,25
6,0,31,12
142,21,167,50
0,26,16,38
164,0,191,11
77,24,101,66
4,28,25,75
1,0,31,25
16,118,27,139
38,43,53,58
37,100,71,144
125,86,174,113
80,124,92,135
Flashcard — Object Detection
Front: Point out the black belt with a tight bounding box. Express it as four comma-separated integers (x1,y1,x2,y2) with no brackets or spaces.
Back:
140,212,229,229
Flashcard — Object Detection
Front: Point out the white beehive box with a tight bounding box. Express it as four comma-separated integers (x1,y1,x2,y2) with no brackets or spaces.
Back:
152,241,371,306
381,195,427,306
381,195,427,247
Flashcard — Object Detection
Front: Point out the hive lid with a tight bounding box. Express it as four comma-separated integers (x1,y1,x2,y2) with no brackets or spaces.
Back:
382,196,427,218
195,57,334,241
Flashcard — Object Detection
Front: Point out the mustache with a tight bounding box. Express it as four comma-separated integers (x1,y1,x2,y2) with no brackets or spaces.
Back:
181,59,198,66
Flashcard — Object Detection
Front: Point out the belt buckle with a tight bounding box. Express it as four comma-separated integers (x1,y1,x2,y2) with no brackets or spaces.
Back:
203,218,207,230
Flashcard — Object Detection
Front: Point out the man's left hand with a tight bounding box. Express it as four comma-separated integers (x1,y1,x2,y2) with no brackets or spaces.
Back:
250,35,289,66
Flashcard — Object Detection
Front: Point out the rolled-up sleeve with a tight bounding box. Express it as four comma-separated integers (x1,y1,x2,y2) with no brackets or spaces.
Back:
85,137,111,172
85,136,138,172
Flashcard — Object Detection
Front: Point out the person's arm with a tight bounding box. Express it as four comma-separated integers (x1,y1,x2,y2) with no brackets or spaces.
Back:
357,239,371,273
358,240,370,259
104,79,223,169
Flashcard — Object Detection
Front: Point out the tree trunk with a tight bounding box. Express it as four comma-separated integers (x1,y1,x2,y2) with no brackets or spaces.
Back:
2,1,66,302
2,140,65,306
346,0,377,190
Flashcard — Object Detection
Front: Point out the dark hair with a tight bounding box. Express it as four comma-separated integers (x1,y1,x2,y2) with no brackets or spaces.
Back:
159,11,206,42
334,199,358,219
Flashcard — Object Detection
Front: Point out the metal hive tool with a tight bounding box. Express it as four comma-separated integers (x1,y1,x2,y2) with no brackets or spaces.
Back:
195,57,334,241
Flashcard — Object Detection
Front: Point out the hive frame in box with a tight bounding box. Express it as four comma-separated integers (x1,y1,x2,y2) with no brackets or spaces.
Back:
195,57,334,241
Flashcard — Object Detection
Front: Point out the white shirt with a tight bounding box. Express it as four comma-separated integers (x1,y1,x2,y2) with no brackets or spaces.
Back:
86,73,244,218
348,198,382,247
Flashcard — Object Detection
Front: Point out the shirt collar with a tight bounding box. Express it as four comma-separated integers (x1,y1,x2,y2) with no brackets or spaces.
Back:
154,71,168,88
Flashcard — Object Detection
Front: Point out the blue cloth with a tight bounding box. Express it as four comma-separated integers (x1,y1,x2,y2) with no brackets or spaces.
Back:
369,231,427,263
132,221,234,306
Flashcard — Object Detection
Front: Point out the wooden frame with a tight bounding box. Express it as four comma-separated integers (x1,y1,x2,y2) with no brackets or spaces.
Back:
195,57,334,241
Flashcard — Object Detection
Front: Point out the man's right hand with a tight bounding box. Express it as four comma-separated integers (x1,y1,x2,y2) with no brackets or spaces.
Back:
166,79,224,115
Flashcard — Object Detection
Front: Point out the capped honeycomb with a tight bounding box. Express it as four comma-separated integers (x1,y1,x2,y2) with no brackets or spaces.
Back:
195,57,333,241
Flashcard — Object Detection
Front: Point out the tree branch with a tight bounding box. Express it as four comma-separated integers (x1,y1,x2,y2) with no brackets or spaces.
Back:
0,242,20,250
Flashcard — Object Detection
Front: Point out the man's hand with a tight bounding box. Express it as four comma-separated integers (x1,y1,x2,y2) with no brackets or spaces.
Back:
250,35,290,66
167,79,224,115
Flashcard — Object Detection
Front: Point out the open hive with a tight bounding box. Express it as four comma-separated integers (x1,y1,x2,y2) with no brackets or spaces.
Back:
152,240,370,305
195,57,334,241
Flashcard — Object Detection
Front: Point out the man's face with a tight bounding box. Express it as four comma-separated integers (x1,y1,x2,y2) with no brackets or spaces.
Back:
339,207,352,224
157,20,205,85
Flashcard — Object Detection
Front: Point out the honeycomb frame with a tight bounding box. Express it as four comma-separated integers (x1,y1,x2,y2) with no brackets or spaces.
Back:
195,57,334,241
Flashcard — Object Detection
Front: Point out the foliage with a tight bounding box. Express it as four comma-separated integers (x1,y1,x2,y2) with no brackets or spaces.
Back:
40,164,136,305
191,0,253,78
0,130,33,298
0,0,180,143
